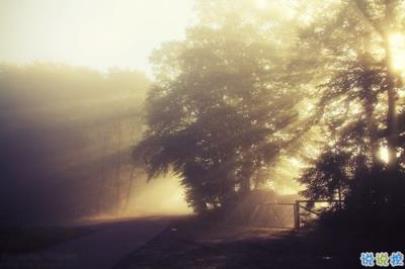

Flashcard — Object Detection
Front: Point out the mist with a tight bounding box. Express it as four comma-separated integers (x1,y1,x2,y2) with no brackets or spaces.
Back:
0,63,193,225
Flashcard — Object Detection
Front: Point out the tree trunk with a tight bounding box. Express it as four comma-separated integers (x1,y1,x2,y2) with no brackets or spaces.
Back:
384,34,399,169
383,0,400,169
386,85,398,167
363,75,378,167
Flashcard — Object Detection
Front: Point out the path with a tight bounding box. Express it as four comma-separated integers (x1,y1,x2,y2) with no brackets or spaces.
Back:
0,216,175,269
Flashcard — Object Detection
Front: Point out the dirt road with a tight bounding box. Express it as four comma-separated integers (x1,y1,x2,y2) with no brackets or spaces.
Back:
0,216,175,269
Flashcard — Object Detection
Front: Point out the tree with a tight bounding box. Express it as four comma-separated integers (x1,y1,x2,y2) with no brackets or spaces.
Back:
134,18,303,212
297,0,405,226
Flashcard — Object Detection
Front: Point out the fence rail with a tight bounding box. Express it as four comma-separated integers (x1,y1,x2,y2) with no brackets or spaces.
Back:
260,200,343,230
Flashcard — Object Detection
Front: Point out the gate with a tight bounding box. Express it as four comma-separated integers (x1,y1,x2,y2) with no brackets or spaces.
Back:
249,202,296,228
258,200,342,229
294,200,342,229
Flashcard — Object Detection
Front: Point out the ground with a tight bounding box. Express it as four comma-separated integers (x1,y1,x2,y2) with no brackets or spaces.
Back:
113,216,359,269
0,217,171,269
0,215,374,269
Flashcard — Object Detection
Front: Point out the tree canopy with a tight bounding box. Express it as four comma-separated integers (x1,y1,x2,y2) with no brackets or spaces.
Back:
134,12,308,212
134,0,405,220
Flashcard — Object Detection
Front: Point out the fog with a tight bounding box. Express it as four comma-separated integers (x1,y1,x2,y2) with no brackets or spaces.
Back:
0,0,309,226
0,63,193,225
0,0,194,74
0,63,302,225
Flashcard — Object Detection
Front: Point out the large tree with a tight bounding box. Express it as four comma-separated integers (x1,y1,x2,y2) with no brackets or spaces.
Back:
134,14,303,212
297,0,405,221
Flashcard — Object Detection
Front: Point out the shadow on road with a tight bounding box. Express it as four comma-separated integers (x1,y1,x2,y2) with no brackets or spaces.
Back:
113,216,357,269
0,216,182,269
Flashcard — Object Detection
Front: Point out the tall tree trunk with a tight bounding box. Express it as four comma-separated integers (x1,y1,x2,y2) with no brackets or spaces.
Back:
354,0,400,168
362,72,378,167
383,0,400,169
338,184,343,210
240,177,251,193
384,35,399,169
386,83,398,167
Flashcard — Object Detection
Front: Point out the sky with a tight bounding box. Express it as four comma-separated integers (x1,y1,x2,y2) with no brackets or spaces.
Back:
0,0,195,76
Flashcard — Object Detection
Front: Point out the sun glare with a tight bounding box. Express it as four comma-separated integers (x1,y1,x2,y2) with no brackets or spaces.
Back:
0,0,194,76
255,0,269,9
379,146,390,164
389,33,405,74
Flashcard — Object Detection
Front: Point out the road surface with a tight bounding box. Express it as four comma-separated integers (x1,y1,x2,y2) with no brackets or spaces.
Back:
0,216,174,269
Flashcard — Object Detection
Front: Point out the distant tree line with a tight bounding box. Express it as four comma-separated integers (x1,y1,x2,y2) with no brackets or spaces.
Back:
0,63,150,224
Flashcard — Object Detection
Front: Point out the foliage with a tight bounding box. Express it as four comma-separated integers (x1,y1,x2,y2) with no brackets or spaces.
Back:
134,18,304,212
297,0,405,226
136,0,405,218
